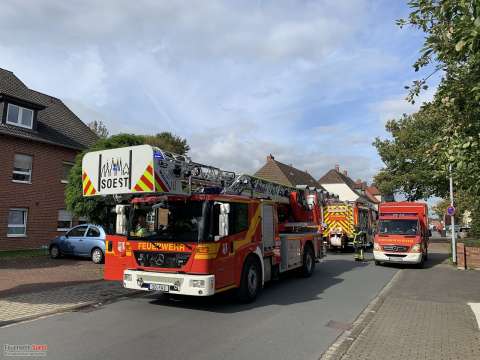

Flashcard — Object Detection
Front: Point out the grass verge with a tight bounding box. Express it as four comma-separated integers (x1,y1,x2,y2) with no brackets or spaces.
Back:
0,248,48,259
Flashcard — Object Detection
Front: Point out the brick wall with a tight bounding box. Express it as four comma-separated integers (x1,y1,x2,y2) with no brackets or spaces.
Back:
0,134,81,250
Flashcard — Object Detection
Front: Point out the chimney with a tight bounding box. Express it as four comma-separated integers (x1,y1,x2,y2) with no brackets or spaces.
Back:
267,154,275,161
343,170,348,176
335,164,340,172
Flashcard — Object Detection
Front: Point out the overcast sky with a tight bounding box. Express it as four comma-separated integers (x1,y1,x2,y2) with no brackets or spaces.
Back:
0,0,436,182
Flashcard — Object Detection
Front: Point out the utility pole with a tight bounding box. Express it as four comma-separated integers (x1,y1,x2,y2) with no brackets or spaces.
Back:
449,164,456,263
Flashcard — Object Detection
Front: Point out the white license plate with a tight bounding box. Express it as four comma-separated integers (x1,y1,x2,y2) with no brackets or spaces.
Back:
388,257,403,262
148,283,169,292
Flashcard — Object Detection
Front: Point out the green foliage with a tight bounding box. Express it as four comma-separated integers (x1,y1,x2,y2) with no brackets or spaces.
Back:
143,132,190,154
65,132,189,226
374,0,480,236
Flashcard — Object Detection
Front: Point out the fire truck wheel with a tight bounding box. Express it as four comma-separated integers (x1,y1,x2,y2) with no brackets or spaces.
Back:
237,256,262,303
91,248,104,264
49,245,61,259
301,244,315,277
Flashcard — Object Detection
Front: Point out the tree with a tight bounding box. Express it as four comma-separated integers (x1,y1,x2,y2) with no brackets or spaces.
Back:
65,132,189,227
143,132,190,154
374,0,480,235
88,120,109,138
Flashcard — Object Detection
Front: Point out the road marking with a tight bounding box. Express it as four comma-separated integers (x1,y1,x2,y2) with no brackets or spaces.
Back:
468,303,480,330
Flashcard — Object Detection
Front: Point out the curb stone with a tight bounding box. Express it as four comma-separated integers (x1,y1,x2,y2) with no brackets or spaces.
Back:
319,269,403,360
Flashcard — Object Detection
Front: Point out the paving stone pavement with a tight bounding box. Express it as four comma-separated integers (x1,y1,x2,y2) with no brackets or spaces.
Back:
0,281,138,326
329,244,480,360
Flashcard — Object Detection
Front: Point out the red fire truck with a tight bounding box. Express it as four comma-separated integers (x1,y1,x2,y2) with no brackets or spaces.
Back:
82,145,328,302
374,202,430,267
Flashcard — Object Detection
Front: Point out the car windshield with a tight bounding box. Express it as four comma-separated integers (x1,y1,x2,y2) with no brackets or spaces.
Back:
379,219,418,235
128,200,208,242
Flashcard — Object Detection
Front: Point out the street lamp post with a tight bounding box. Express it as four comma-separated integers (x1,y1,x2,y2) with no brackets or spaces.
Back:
449,164,456,263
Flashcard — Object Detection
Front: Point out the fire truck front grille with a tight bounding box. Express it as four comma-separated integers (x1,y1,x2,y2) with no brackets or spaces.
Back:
134,251,191,269
382,245,409,252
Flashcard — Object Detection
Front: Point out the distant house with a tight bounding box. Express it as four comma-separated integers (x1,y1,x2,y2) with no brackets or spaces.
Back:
318,165,375,207
254,154,322,189
0,68,97,251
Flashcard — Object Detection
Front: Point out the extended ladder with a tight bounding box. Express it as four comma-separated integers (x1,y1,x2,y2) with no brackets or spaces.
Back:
154,147,295,202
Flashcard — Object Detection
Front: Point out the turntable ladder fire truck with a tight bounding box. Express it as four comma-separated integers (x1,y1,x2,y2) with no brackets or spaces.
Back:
82,145,326,302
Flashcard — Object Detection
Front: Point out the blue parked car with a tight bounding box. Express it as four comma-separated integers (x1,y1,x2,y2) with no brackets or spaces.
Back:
49,224,106,264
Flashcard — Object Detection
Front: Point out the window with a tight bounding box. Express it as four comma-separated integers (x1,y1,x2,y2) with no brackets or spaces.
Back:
78,216,88,225
6,104,34,129
87,227,101,237
57,210,73,231
7,208,28,237
67,225,88,237
12,154,33,183
61,162,74,183
228,203,249,234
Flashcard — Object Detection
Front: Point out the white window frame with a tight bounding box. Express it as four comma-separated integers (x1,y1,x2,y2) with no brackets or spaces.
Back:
6,103,34,129
61,161,75,184
57,210,73,232
7,208,28,237
12,153,33,184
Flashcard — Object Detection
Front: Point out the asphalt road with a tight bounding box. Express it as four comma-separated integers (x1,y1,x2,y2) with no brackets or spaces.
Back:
0,253,398,360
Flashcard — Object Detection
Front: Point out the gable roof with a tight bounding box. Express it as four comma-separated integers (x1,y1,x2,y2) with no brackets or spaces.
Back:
318,168,375,204
254,155,324,189
0,68,97,150
367,185,380,196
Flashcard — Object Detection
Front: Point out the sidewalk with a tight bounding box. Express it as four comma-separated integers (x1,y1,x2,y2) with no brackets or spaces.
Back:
0,256,104,296
0,281,138,326
323,243,480,360
0,256,139,326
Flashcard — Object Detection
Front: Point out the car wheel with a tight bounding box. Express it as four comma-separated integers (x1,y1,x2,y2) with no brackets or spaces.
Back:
301,244,315,277
50,245,61,259
91,248,104,264
237,256,262,303
374,260,381,266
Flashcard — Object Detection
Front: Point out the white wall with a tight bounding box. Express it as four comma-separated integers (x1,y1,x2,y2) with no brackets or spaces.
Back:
320,183,360,202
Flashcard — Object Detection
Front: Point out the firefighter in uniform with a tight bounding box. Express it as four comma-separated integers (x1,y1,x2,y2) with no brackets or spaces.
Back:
353,227,366,261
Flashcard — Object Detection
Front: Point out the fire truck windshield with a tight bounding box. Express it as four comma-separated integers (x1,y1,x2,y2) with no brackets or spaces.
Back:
129,200,208,242
379,219,418,235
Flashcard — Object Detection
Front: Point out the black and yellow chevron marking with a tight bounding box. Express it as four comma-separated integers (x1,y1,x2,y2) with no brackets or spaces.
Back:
323,205,354,237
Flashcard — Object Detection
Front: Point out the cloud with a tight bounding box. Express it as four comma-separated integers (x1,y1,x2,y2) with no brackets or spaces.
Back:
370,86,437,124
0,0,423,184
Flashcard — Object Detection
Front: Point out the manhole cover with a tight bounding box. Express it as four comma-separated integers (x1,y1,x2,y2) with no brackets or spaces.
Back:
325,320,352,331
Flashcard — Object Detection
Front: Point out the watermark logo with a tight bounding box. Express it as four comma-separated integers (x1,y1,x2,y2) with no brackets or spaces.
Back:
3,344,48,357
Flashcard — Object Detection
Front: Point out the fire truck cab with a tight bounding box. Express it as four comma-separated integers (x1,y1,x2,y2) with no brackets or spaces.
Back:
82,145,327,302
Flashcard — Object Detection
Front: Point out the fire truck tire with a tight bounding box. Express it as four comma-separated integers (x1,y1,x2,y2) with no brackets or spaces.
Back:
301,244,315,277
49,245,61,259
91,247,104,264
237,255,262,303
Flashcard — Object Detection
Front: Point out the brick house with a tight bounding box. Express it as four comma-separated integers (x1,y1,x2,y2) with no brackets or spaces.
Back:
0,68,97,251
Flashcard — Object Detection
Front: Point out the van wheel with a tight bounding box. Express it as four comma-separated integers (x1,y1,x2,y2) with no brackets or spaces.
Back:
50,245,61,259
237,256,261,303
301,244,315,277
91,248,104,264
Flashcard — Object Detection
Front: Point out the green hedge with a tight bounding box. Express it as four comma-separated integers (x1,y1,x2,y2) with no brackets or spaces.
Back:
461,238,480,248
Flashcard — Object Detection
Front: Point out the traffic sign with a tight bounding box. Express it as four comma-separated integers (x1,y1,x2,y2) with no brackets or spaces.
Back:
447,206,456,216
